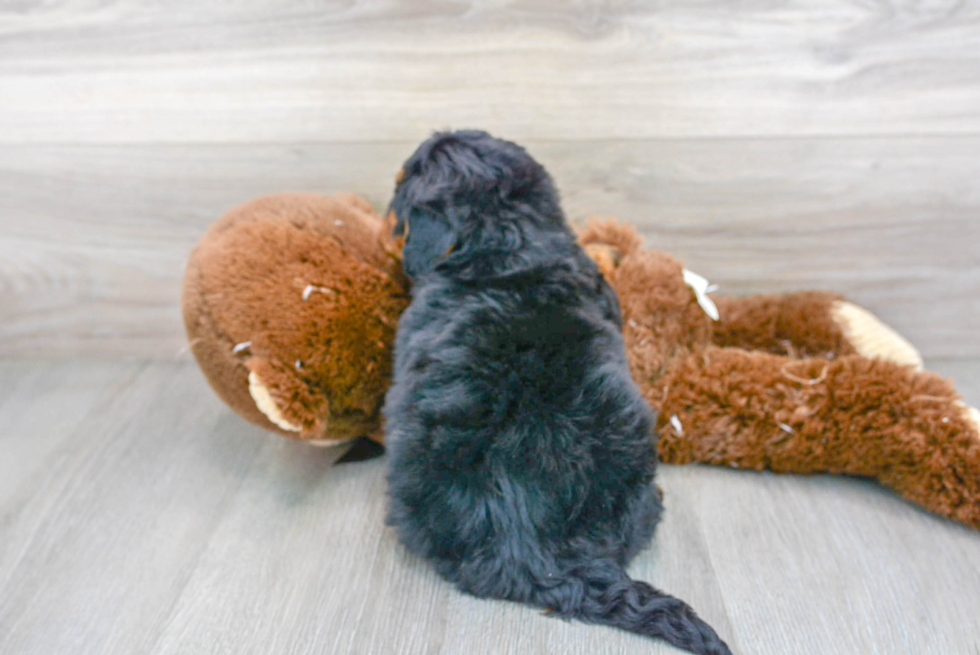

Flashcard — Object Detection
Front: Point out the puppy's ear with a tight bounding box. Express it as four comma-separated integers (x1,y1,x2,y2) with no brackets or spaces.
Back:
400,208,457,279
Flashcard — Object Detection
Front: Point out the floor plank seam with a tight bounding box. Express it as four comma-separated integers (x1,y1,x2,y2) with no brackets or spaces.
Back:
0,362,150,597
142,431,270,655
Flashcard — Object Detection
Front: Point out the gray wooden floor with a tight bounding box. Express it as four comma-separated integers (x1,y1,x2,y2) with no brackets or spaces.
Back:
1,359,978,655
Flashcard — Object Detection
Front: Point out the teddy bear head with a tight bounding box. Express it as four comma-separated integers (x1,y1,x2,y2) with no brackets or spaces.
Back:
182,192,409,445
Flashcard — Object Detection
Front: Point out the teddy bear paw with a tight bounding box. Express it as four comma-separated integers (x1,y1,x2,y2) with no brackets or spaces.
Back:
830,300,924,370
958,401,980,436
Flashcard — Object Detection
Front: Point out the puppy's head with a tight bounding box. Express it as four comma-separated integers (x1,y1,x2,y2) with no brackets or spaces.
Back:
390,130,566,280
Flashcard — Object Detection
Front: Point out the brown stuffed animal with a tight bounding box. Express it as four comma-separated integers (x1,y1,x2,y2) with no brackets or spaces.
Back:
183,194,980,529
182,192,408,446
578,218,980,530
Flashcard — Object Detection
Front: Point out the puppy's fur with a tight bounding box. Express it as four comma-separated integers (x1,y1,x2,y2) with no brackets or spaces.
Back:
384,131,731,655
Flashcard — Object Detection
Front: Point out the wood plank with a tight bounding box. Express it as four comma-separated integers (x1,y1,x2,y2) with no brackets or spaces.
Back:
0,360,140,504
695,466,980,654
147,363,980,655
2,1,980,143
0,362,143,594
1,139,977,359
145,448,452,655
1,360,978,654
0,363,271,655
146,439,730,655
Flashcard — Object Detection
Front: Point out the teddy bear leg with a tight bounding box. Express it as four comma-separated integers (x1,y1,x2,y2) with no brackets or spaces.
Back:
653,348,980,530
711,291,923,369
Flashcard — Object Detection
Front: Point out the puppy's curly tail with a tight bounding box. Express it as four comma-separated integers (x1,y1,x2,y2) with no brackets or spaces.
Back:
537,561,733,655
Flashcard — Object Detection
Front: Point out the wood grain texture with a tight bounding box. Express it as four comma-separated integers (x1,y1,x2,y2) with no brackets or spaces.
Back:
0,360,138,504
1,139,977,358
0,363,267,655
2,1,980,143
0,359,978,655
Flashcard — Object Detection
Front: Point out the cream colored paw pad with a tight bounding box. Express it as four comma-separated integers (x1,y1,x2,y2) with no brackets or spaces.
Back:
248,370,302,432
958,402,980,435
831,301,924,370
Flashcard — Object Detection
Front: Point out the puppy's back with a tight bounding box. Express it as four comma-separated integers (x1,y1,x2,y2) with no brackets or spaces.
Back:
386,263,650,550
385,265,729,655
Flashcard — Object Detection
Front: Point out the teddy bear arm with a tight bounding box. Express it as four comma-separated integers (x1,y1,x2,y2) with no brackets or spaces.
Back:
710,291,850,358
652,347,980,529
711,291,923,369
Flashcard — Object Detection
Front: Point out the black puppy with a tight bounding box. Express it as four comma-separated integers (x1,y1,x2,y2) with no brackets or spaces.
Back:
384,130,731,655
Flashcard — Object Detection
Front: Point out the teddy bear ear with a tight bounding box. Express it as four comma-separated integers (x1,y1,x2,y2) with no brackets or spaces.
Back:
246,366,303,434
241,356,354,446
244,356,324,436
583,243,622,279
575,216,643,257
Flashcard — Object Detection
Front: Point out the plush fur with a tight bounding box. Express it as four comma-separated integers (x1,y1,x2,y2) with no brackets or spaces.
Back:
578,220,980,529
382,131,731,655
182,192,407,443
182,188,980,531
